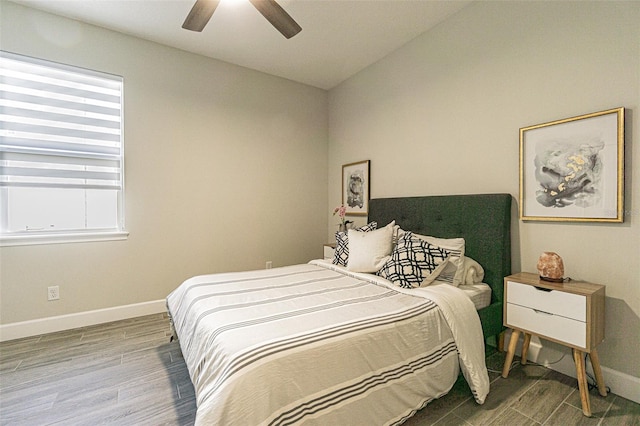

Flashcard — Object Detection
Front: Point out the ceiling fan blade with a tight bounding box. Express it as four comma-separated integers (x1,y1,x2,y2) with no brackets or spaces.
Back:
182,0,221,32
248,0,302,39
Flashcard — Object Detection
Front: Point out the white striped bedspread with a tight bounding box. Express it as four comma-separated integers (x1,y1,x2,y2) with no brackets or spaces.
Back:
166,260,490,426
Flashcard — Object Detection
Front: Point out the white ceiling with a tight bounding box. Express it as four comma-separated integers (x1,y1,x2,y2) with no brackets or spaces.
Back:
9,0,471,90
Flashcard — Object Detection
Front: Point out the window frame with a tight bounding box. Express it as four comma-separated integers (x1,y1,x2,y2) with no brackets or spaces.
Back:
0,51,127,246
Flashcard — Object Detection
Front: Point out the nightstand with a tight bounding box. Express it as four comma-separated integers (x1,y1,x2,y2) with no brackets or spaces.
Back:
501,272,606,417
323,243,336,260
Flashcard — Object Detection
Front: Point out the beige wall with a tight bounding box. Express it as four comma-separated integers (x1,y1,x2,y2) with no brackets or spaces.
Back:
328,1,639,379
0,2,328,324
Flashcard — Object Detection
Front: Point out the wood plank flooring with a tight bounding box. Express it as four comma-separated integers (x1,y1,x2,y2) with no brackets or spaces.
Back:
1,313,638,425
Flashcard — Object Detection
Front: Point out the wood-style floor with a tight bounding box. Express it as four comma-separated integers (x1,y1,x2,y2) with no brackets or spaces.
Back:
1,313,638,425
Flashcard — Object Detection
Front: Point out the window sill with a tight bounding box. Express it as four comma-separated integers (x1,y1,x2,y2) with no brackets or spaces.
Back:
0,231,129,247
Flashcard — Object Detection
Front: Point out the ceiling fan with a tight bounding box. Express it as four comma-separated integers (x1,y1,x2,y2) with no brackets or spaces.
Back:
182,0,302,39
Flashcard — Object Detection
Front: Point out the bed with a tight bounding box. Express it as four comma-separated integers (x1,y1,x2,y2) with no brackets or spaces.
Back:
167,193,512,425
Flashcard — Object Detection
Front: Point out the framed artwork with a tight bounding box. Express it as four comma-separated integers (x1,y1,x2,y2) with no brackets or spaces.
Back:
519,107,625,222
342,160,370,216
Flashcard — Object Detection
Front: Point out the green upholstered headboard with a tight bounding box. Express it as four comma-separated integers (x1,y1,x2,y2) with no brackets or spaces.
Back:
368,193,512,341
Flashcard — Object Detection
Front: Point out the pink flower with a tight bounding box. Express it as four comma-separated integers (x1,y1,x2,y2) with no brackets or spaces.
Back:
333,205,347,224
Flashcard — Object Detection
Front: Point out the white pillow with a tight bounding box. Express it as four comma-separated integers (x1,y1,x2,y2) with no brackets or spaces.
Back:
332,222,378,267
347,221,395,273
462,256,485,284
413,234,466,286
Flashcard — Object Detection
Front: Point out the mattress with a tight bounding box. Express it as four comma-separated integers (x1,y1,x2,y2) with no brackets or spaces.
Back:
457,282,492,310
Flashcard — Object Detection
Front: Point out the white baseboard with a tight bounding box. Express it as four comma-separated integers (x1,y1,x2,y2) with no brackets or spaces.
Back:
504,330,640,404
0,300,167,342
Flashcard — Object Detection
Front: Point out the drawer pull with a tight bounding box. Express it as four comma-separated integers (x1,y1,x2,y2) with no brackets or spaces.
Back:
533,309,553,316
534,286,553,292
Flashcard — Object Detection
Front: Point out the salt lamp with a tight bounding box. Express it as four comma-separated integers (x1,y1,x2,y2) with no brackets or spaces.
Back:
537,252,564,282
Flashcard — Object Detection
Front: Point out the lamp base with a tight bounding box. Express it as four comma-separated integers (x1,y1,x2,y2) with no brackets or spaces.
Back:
539,276,563,283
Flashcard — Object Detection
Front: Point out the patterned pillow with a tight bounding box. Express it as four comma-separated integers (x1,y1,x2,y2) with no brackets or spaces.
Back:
377,232,451,289
418,235,465,286
397,229,466,286
332,222,377,266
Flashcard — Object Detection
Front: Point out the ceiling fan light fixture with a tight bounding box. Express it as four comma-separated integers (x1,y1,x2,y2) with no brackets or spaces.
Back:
182,0,301,38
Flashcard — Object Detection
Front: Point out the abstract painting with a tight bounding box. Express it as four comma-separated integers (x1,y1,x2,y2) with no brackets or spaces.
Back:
520,108,624,222
342,160,370,216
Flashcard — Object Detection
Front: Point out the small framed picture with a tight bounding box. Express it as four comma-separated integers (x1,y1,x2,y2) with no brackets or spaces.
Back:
519,107,624,222
342,160,370,216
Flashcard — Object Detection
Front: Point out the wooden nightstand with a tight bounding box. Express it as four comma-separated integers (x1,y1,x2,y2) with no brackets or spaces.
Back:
501,272,606,417
323,243,336,260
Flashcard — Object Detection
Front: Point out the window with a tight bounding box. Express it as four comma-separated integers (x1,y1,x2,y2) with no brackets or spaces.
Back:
0,51,126,246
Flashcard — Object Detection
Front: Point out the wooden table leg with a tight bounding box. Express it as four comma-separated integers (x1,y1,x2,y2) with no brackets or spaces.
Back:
589,348,608,397
502,329,520,378
521,333,531,365
573,348,592,417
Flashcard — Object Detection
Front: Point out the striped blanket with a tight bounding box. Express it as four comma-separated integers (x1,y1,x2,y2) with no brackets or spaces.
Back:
167,260,489,425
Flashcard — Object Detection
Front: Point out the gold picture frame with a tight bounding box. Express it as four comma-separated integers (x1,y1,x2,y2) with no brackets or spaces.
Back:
519,107,624,222
342,160,370,216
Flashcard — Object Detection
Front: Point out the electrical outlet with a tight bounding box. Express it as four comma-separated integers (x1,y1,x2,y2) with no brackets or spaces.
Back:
48,286,59,301
266,261,273,269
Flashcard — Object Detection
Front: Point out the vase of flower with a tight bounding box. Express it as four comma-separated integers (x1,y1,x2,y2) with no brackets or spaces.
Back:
333,205,352,233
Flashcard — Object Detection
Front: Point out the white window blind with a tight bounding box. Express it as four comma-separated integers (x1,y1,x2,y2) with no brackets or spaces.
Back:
0,51,125,243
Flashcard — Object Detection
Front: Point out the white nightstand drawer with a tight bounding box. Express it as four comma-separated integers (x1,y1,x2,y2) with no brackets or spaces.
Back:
507,281,586,321
506,303,586,348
